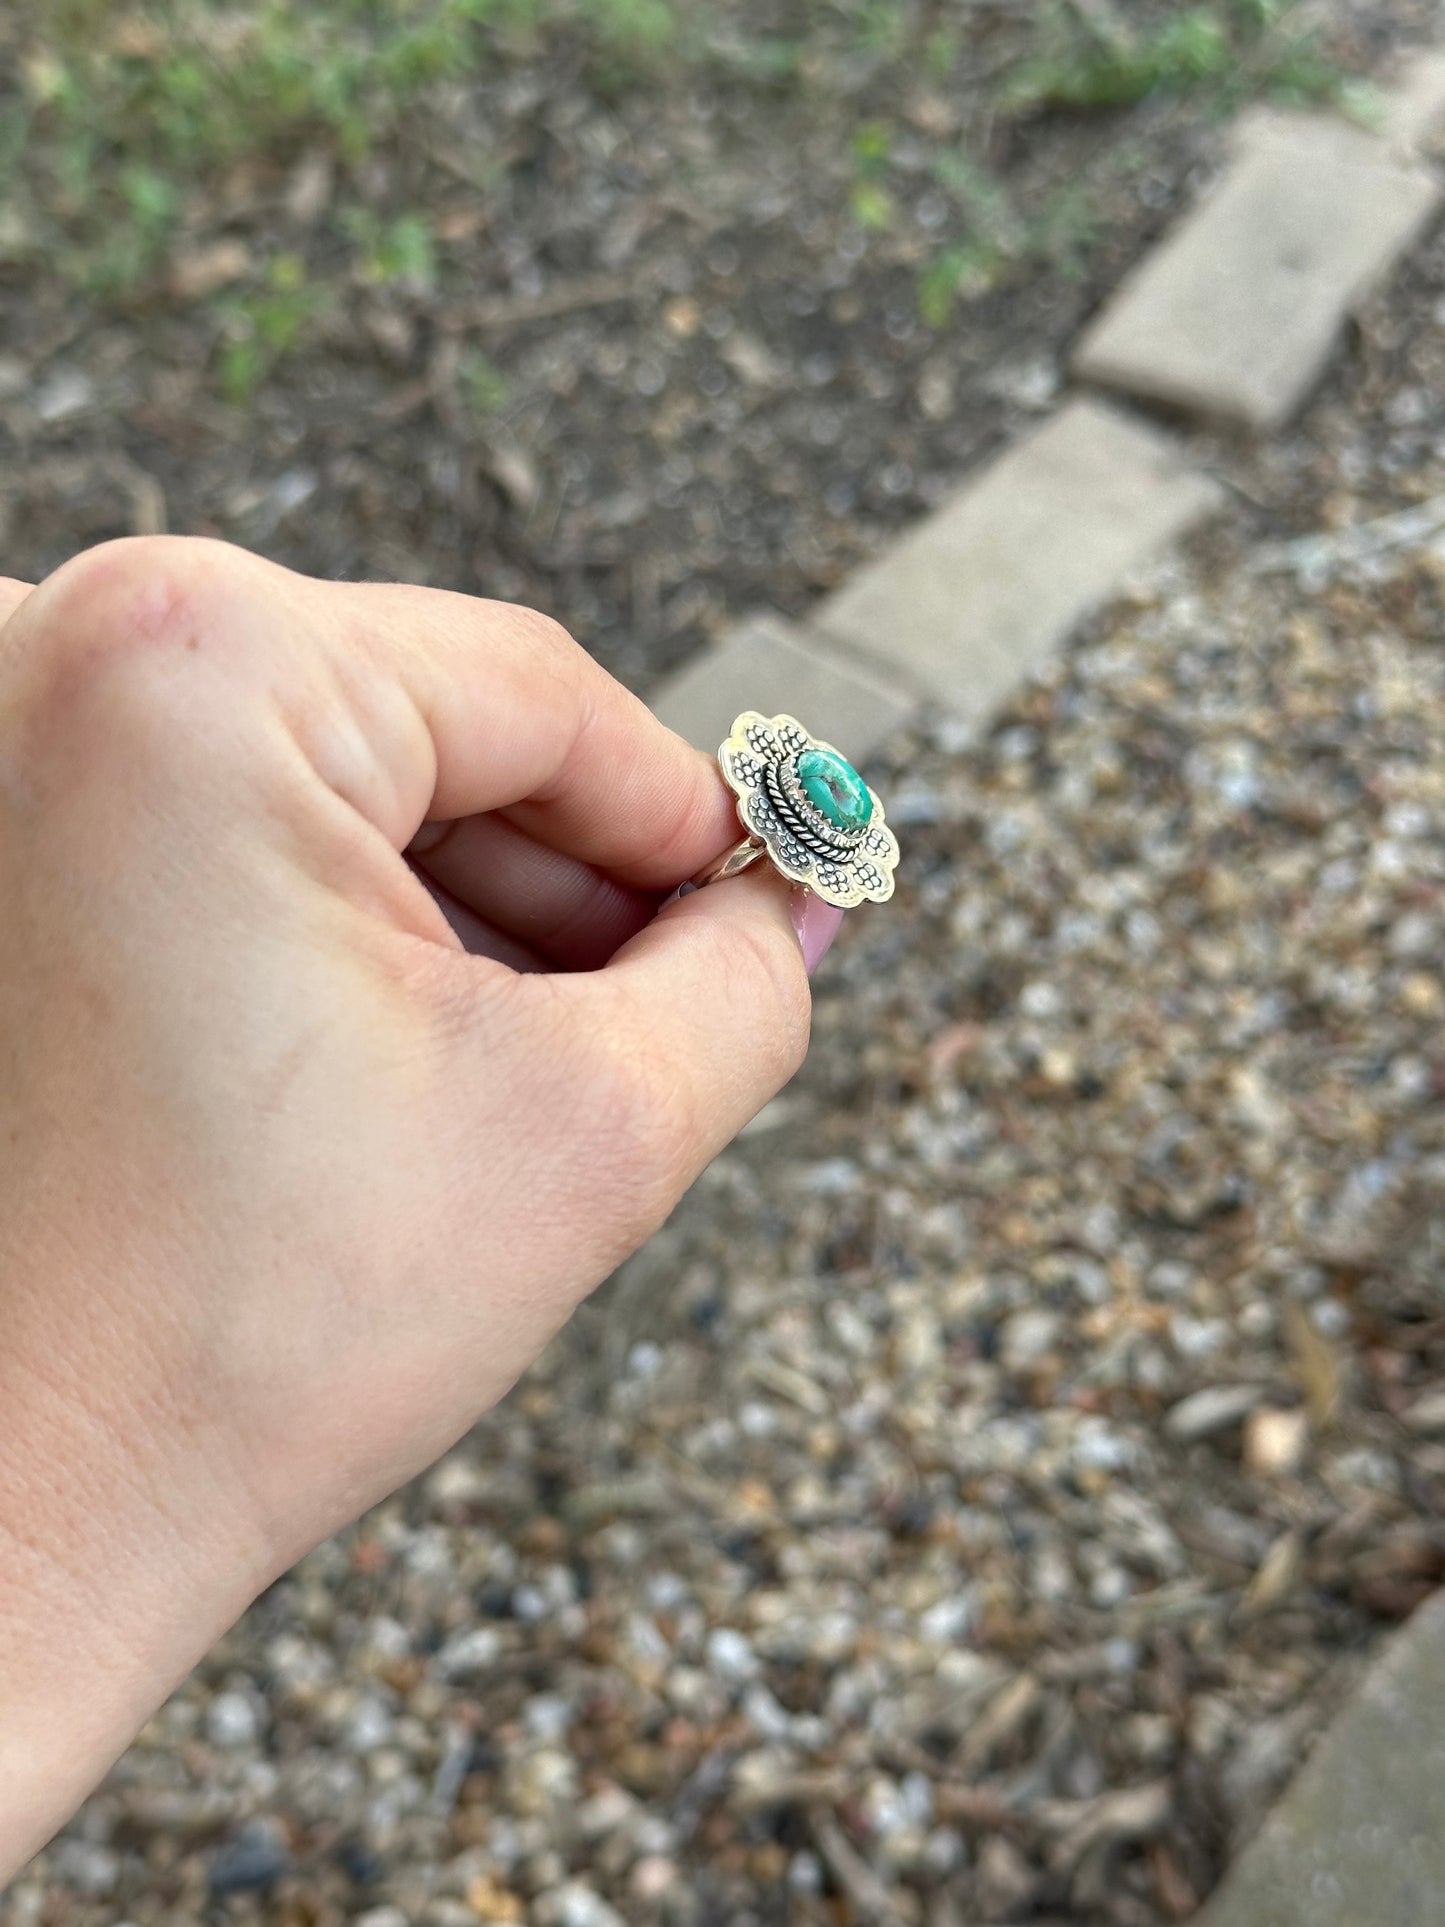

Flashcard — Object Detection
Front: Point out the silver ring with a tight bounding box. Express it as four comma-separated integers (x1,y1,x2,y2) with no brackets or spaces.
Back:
690,712,900,911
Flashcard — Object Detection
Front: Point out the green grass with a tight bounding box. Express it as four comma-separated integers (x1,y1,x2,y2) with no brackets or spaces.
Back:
342,209,439,292
9,0,689,388
215,252,330,404
458,347,513,418
915,170,1100,329
3,0,1357,396
23,0,680,187
850,121,899,231
915,0,1349,326
1002,0,1345,117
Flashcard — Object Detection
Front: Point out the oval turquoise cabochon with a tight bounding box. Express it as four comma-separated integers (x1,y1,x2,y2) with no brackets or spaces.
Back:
796,747,872,832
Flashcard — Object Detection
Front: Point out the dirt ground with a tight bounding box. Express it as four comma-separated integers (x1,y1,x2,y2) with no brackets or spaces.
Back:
0,1,1434,688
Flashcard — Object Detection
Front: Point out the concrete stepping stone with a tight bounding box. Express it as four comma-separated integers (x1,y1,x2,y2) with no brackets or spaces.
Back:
1197,1590,1445,1926
1229,101,1416,166
1377,48,1445,152
649,611,916,762
813,398,1220,721
1073,112,1442,430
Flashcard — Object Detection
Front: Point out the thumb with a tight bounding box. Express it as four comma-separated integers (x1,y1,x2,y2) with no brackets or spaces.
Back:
555,863,818,1194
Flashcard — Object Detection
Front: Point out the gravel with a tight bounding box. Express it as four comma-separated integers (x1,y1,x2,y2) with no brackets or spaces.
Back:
8,34,1445,1927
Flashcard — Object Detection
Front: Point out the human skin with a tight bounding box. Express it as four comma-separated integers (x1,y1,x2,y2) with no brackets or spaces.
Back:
0,535,837,1877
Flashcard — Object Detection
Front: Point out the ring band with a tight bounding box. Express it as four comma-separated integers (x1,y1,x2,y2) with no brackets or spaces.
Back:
690,712,900,911
690,833,767,889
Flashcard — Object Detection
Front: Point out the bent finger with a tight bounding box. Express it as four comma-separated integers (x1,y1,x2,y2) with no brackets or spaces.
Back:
410,813,657,971
412,867,549,973
1,540,740,895
321,578,740,886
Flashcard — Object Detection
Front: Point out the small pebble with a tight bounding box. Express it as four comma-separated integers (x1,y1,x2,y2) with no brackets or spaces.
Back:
1165,1384,1265,1442
999,1308,1061,1371
705,1628,758,1681
50,1842,118,1899
206,1690,261,1750
31,366,95,421
630,1856,678,1900
208,1823,291,1895
1244,1407,1310,1476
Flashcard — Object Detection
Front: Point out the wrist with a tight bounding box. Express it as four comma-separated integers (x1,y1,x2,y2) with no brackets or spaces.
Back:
0,1249,277,1879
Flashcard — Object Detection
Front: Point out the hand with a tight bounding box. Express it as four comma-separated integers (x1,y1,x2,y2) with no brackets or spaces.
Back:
0,536,835,1874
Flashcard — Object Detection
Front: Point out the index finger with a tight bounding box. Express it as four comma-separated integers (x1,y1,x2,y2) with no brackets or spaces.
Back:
5,540,740,892
323,579,739,890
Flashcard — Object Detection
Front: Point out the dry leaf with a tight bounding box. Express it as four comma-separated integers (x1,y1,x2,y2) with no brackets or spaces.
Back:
107,15,168,57
168,239,252,301
465,1874,524,1922
1240,1529,1302,1615
1282,1300,1342,1428
662,294,702,339
1150,1840,1200,1920
956,1672,1040,1772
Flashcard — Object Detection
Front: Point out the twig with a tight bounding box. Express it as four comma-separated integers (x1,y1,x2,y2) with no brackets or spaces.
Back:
875,1738,1032,1836
730,1768,851,1815
1036,1780,1173,1876
1250,493,1445,581
932,1784,1033,1836
808,1810,911,1927
442,272,638,332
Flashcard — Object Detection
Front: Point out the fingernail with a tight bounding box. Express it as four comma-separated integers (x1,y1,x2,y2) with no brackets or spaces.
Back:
659,881,698,911
790,891,845,976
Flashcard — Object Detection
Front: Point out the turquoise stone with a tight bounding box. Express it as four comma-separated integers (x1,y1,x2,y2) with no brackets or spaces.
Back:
797,747,872,832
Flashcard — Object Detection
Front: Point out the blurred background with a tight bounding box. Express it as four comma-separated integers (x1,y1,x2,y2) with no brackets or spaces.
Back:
0,0,1395,683
4,4,1445,1926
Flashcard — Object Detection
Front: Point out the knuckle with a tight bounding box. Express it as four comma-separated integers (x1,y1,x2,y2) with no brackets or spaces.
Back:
495,601,585,701
16,537,265,761
33,535,250,670
504,601,589,709
502,602,576,660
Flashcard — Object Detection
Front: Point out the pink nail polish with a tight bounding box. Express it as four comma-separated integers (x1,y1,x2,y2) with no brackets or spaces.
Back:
791,892,845,976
